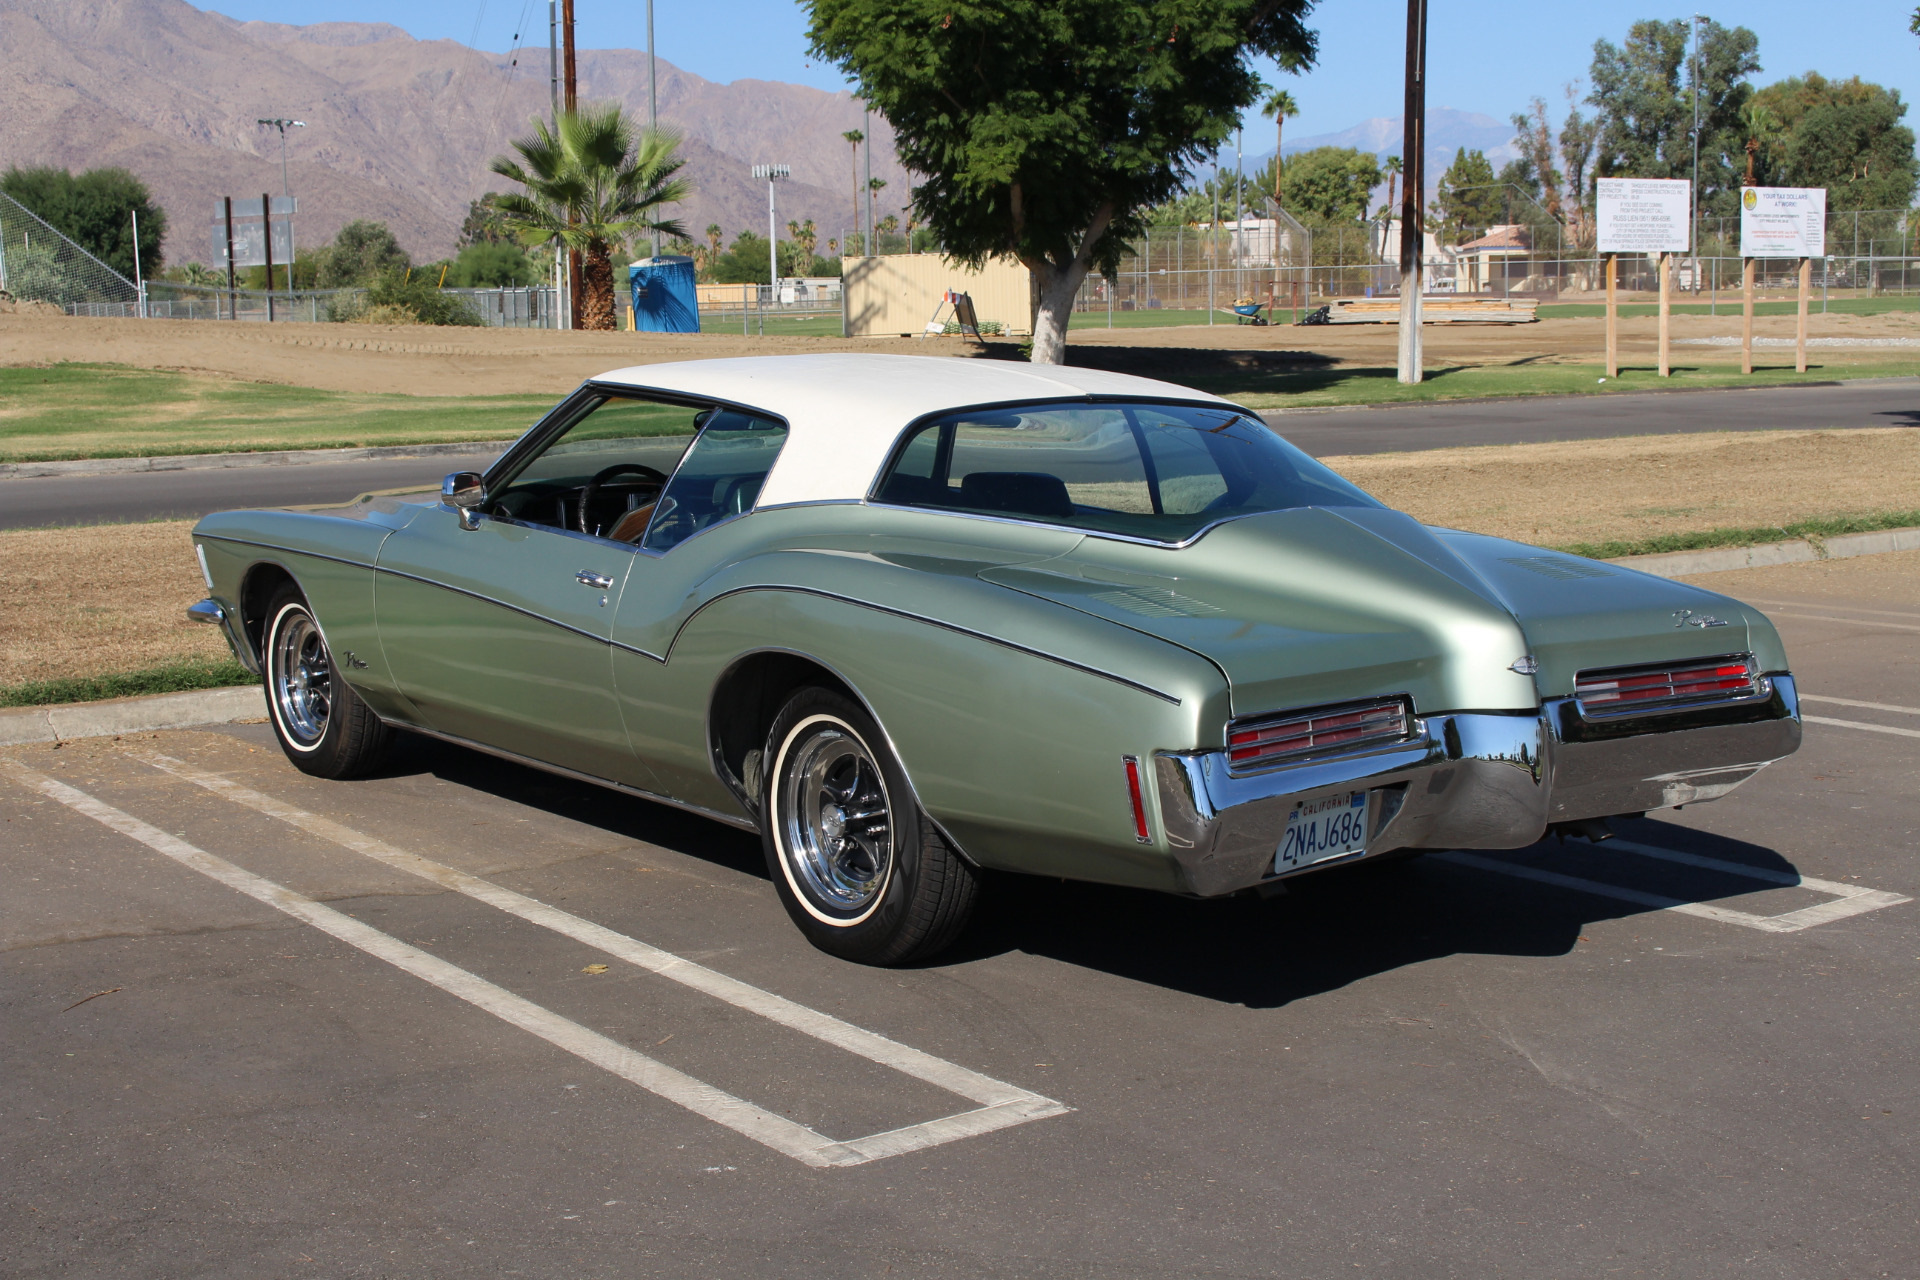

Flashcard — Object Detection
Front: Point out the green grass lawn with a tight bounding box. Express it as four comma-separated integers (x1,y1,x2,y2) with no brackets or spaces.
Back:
704,313,847,337
1220,359,1920,410
0,364,560,462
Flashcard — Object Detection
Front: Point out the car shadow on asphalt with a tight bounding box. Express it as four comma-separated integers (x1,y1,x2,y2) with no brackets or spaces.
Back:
375,736,1808,1010
945,818,1808,1009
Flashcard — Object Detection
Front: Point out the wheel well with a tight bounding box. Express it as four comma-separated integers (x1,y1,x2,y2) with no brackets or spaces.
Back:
708,652,856,808
238,562,298,663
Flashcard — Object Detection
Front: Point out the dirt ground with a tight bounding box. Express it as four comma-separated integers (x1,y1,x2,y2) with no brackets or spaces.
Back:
6,428,1916,689
3,308,1917,398
1325,427,1920,548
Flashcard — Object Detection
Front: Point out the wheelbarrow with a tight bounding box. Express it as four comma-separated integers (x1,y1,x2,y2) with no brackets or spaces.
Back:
1230,299,1268,326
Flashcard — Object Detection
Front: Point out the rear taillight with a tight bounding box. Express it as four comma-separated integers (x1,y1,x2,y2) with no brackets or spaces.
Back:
1122,756,1151,843
1574,654,1760,717
1226,698,1412,774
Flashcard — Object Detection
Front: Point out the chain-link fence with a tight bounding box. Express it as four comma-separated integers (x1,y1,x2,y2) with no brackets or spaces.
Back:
0,191,141,308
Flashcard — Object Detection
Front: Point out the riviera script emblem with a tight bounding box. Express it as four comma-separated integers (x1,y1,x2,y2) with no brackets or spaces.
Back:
1672,609,1730,629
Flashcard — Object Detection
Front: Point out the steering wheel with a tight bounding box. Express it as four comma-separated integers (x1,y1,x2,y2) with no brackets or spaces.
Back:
578,463,668,535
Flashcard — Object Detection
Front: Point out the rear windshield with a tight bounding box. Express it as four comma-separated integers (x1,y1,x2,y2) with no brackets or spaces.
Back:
872,401,1381,542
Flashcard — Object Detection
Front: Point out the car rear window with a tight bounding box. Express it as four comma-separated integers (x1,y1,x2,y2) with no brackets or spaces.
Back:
872,401,1381,542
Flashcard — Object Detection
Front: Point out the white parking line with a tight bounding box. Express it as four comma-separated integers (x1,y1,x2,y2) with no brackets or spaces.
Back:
0,757,1065,1168
130,753,1069,1164
1800,694,1920,717
1744,598,1920,622
1766,611,1920,633
1436,837,1909,934
1804,715,1920,740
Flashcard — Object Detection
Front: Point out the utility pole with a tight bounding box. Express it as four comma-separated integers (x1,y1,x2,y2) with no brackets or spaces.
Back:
222,196,238,322
548,0,559,121
754,164,791,304
863,105,874,253
1396,0,1428,384
562,0,580,328
647,0,659,257
1690,14,1707,294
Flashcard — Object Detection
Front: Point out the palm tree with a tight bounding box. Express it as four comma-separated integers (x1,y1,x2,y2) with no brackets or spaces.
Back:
1381,154,1403,221
1260,88,1299,202
842,129,864,249
490,103,690,330
1740,101,1780,186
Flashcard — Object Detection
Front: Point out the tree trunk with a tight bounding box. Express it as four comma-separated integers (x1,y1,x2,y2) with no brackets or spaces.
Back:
580,240,616,330
1024,203,1115,365
1274,118,1284,202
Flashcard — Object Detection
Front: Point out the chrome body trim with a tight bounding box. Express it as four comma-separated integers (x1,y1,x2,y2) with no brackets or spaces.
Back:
395,721,762,833
187,597,261,675
1154,674,1801,898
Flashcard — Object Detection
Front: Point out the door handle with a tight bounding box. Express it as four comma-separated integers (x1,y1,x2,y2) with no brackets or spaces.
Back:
575,571,613,590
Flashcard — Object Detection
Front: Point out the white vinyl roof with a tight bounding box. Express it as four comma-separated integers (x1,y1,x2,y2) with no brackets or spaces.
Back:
592,353,1234,506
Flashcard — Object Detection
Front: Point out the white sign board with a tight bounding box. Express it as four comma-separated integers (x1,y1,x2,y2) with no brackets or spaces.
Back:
1740,187,1826,258
1595,178,1692,254
210,218,293,269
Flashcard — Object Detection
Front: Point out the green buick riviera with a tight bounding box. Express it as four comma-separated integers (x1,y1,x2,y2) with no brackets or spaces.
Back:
190,354,1801,964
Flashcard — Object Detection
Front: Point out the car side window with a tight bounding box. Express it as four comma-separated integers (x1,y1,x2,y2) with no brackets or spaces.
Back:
640,411,789,553
487,394,705,542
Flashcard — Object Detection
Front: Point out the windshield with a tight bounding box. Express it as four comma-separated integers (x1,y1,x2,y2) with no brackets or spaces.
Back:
872,401,1381,542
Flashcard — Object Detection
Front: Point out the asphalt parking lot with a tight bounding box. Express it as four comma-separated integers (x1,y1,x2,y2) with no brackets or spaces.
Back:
5,554,1917,1278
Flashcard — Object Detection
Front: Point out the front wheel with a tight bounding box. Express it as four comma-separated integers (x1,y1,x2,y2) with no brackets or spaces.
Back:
263,585,393,779
761,688,977,965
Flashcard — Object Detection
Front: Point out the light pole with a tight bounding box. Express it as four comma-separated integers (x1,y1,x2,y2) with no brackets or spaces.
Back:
647,0,659,257
1690,14,1707,293
753,164,791,301
256,118,304,288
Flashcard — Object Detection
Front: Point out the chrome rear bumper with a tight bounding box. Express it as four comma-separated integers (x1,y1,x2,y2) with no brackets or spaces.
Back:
1155,674,1800,897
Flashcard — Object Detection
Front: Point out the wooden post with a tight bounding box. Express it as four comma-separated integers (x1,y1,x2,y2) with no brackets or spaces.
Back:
1395,0,1427,384
1796,255,1810,373
1741,257,1755,374
1604,253,1617,378
260,193,276,324
222,196,237,322
1657,251,1670,377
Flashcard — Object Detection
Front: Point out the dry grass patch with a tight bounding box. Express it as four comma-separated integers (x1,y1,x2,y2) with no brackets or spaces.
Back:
1323,428,1920,549
0,520,225,687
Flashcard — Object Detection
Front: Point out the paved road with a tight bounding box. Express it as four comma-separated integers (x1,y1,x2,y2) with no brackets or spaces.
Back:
2,378,1915,529
5,571,1917,1277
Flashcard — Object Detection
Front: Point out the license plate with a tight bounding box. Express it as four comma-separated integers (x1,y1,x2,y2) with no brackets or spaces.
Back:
1276,791,1370,873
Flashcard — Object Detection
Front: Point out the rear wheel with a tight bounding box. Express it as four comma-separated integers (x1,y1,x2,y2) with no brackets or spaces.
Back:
262,585,393,779
761,687,977,965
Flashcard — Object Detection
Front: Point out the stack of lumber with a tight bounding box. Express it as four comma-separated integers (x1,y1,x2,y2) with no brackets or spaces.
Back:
1322,296,1539,324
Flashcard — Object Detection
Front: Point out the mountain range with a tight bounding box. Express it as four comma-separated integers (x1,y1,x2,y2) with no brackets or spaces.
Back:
0,0,1521,270
0,0,908,268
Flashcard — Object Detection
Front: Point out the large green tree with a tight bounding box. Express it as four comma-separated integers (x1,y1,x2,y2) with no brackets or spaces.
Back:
1273,146,1380,223
1587,19,1760,215
491,104,690,330
807,0,1319,363
1751,73,1918,211
1429,148,1500,241
0,166,167,279
314,220,411,288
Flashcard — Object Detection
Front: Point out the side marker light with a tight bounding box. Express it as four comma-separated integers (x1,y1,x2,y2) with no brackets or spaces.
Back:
1122,756,1150,844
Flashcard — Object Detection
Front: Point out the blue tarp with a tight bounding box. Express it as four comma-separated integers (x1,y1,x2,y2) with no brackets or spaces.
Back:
628,256,698,333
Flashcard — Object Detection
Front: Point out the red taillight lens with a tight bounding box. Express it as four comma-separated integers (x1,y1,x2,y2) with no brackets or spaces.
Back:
1226,699,1411,773
1575,656,1759,715
1123,756,1150,843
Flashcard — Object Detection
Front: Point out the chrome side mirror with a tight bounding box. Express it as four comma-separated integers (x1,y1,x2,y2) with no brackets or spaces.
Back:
442,472,486,530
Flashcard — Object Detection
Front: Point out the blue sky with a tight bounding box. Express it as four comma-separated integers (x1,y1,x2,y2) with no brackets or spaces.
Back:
210,0,1919,139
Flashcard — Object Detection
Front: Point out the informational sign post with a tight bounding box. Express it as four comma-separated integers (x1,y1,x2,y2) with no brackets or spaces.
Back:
1740,187,1826,374
1595,178,1692,378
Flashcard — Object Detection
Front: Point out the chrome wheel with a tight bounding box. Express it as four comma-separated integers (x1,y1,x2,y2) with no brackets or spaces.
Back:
269,604,332,749
775,716,895,922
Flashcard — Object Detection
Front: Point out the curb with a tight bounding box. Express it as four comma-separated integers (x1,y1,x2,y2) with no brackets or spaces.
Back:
0,685,267,746
1608,526,1920,578
0,439,510,482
